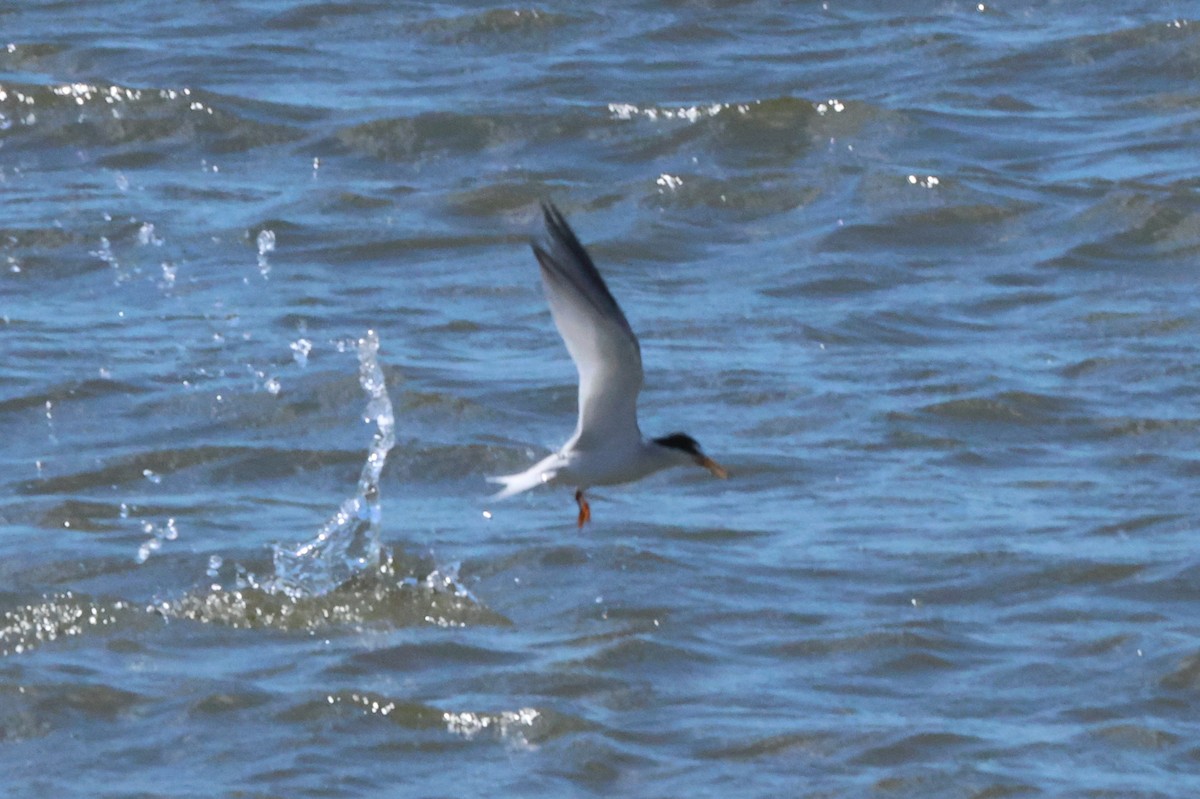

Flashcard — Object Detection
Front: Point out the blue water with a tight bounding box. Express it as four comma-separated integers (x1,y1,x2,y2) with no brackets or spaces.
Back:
4,2,1200,796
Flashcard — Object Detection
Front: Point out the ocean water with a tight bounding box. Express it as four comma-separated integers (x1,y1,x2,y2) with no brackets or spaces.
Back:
4,1,1200,796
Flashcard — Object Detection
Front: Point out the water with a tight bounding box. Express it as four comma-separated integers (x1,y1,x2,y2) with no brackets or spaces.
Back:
4,1,1200,796
267,329,395,599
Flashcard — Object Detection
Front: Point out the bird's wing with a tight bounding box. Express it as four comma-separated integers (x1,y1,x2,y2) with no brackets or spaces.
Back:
533,202,643,450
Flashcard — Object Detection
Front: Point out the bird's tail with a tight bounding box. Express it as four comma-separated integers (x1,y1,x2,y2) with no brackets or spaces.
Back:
486,453,561,500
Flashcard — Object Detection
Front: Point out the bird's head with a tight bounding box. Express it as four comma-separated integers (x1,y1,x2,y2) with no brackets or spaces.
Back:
652,432,728,479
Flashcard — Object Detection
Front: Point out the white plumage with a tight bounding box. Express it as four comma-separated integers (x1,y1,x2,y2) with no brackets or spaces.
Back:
488,203,726,527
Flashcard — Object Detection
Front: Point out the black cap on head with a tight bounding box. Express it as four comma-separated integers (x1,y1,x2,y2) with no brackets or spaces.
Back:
652,432,702,455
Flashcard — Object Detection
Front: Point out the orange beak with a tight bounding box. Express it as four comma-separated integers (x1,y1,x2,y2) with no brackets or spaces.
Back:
696,454,728,479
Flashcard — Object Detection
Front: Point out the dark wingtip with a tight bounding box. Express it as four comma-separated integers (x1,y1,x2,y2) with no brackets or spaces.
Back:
530,242,554,276
528,198,632,334
540,201,572,244
531,200,554,254
540,200,560,229
539,200,592,256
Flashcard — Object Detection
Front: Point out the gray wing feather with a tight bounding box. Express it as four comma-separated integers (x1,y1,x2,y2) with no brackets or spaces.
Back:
533,203,643,448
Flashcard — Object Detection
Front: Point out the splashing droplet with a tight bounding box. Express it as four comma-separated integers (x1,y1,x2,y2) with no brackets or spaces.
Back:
290,338,313,367
256,229,275,278
133,517,180,563
137,222,163,246
266,330,396,598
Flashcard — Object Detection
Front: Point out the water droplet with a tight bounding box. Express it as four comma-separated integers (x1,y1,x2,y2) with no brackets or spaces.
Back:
256,229,275,278
290,338,313,367
265,331,396,598
137,222,163,246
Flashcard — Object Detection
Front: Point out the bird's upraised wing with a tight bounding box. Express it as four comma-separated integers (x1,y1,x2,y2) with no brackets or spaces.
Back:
532,203,643,449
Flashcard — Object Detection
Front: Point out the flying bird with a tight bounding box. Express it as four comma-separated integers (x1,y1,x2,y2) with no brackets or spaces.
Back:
488,202,726,527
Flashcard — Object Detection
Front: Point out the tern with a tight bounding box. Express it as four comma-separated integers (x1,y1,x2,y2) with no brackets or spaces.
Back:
488,202,727,527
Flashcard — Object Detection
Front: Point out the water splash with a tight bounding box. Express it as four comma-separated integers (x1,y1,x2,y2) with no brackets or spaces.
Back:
44,400,57,444
266,330,396,598
135,517,178,564
90,236,125,284
415,560,477,602
443,707,541,744
290,337,313,367
256,229,275,278
137,222,163,246
164,331,491,625
248,365,281,395
159,261,177,290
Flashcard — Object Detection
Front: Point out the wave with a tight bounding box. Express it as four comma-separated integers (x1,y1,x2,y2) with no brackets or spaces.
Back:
330,93,881,171
0,78,305,154
408,7,575,45
918,390,1082,426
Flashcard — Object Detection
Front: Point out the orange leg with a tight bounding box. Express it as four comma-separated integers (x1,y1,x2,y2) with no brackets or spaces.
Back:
575,488,591,528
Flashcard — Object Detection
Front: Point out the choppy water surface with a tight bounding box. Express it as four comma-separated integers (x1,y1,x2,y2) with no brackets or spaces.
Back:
4,1,1200,796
